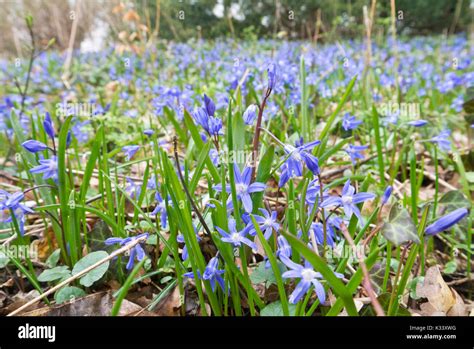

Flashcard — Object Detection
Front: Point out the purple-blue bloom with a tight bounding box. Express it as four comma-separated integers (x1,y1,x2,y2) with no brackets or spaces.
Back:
430,130,451,152
213,164,266,213
30,155,58,181
177,228,201,261
216,218,257,251
184,255,225,292
43,112,55,140
282,137,321,178
245,208,280,239
342,113,362,131
122,145,140,161
22,140,48,153
125,177,141,199
425,208,468,236
345,144,368,165
243,104,257,125
407,119,428,127
280,254,343,304
267,63,277,90
320,179,375,224
203,94,216,117
104,233,148,270
309,222,337,248
0,190,34,236
381,186,393,205
151,192,171,228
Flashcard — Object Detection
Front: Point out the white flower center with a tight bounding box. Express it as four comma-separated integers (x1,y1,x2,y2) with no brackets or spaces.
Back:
236,183,248,195
342,195,352,204
264,218,273,227
301,268,317,282
231,232,241,242
291,151,302,161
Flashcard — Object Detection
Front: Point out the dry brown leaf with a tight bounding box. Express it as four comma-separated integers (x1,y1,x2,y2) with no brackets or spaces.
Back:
446,289,468,316
153,285,182,316
123,9,140,22
20,291,154,316
416,265,466,316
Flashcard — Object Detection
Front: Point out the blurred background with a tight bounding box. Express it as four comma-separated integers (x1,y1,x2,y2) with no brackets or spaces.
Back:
0,0,473,56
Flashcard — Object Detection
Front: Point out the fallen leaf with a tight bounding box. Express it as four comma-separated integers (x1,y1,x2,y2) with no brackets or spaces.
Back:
21,291,154,316
416,265,460,315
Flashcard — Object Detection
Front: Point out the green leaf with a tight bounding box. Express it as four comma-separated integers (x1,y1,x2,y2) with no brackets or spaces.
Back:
183,110,220,183
45,249,61,268
72,251,110,287
249,261,284,288
465,172,474,183
38,266,71,282
462,87,474,114
317,75,357,156
55,286,86,304
382,205,420,246
261,301,297,316
0,250,9,268
409,276,425,300
443,260,457,274
232,108,246,168
438,190,472,214
252,145,274,212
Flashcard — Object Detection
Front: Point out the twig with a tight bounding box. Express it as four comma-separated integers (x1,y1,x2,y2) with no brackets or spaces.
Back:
340,222,385,316
172,137,213,237
7,235,147,317
250,87,272,182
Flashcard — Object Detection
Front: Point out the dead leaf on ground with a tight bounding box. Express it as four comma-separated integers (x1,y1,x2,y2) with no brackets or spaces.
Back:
19,291,155,316
153,285,182,316
415,265,467,316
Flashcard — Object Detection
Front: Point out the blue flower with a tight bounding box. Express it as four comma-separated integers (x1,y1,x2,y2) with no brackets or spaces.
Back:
143,129,154,136
430,130,451,152
208,116,223,136
203,94,216,117
216,218,257,250
22,140,48,153
276,235,292,259
66,131,72,148
177,229,201,261
213,164,266,213
122,145,140,161
425,208,468,236
345,144,368,165
282,137,321,178
243,104,257,125
151,192,171,228
104,233,148,270
309,222,337,248
278,163,291,187
245,208,280,239
192,106,223,137
342,113,362,131
267,63,277,90
407,120,428,127
321,179,375,224
265,234,292,269
0,190,34,236
280,254,343,304
43,112,55,140
381,186,393,205
30,156,58,181
125,177,141,199
184,255,225,292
